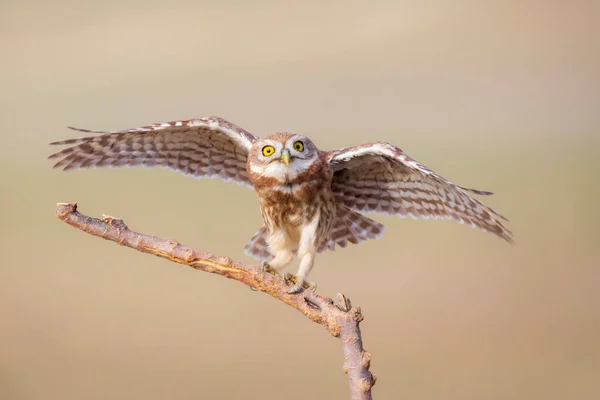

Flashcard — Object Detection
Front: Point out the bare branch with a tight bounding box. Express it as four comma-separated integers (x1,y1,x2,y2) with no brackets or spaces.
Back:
55,203,376,400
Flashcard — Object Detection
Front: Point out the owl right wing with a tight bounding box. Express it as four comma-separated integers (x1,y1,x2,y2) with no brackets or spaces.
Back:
48,116,258,187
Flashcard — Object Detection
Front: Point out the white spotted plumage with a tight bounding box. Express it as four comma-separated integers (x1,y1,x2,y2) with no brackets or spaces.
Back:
49,116,512,293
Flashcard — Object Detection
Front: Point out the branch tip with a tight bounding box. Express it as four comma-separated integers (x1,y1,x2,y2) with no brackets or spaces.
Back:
336,293,352,311
56,202,78,218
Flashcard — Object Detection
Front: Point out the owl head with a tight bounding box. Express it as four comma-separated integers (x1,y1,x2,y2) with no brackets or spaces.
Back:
248,133,320,181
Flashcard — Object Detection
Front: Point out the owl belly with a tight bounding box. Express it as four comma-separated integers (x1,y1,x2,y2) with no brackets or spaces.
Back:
258,183,336,246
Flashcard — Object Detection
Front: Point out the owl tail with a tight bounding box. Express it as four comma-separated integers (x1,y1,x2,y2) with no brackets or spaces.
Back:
244,226,271,260
318,206,385,253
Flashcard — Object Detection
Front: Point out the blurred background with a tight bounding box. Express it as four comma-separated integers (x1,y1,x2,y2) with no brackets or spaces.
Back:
1,1,599,399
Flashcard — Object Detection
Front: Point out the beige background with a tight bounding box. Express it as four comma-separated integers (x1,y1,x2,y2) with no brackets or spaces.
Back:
1,1,599,399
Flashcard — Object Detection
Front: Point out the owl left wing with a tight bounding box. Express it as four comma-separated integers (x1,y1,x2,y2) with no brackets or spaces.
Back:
48,116,258,187
326,142,513,243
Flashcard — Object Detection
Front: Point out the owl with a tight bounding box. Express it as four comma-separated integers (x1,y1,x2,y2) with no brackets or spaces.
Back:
49,116,512,293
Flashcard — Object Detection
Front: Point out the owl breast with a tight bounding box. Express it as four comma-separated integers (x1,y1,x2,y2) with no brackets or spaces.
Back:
249,159,336,240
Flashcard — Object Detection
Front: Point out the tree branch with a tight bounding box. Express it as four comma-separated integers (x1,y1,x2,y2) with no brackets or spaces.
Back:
55,203,376,400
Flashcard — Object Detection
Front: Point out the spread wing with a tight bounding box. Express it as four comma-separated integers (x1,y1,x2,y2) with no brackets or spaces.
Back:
48,116,258,187
326,142,513,243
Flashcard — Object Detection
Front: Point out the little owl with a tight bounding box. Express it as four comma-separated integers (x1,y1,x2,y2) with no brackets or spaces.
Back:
49,116,512,293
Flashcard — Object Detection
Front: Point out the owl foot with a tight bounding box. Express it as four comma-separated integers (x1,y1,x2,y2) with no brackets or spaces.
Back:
261,261,281,276
249,261,281,291
283,272,317,294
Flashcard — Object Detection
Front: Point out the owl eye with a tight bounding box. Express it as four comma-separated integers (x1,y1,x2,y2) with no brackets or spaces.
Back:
293,141,305,152
262,145,275,157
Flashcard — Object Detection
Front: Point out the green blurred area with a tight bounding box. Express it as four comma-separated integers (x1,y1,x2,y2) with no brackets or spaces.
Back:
1,1,599,399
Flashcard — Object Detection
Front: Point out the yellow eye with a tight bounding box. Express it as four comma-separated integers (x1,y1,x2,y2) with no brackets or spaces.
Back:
262,145,275,157
293,141,304,152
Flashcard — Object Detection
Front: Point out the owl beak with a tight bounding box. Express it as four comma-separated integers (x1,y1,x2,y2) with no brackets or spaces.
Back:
280,149,291,165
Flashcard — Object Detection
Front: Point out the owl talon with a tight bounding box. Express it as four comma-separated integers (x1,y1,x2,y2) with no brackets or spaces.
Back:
287,283,304,294
283,272,295,286
283,272,302,294
261,261,280,276
283,273,317,294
